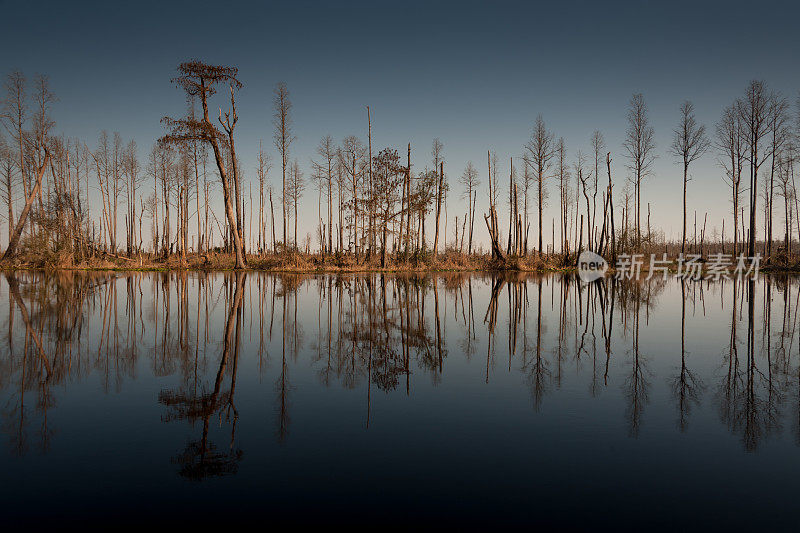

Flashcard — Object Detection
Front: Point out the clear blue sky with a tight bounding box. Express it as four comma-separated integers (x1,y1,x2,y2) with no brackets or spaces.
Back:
1,0,799,249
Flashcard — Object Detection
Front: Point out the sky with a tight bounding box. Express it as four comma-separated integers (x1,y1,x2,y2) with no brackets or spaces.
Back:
1,0,799,250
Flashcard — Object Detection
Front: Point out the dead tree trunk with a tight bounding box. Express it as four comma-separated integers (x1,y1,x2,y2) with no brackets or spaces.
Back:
484,206,505,262
607,153,615,262
433,161,444,256
3,152,50,260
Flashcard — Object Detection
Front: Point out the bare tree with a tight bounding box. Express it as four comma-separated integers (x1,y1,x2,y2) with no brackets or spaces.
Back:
590,131,605,252
366,107,374,256
524,115,554,255
176,144,191,260
122,140,141,255
459,161,480,254
3,75,54,259
145,143,160,252
765,94,789,257
431,138,445,255
311,135,336,255
256,140,272,255
575,151,591,254
739,80,773,257
717,104,744,255
433,162,447,256
310,159,324,250
1,71,27,204
273,82,295,251
188,99,206,255
623,93,656,249
556,138,570,255
105,132,123,252
0,133,14,243
287,159,305,248
431,138,443,171
488,150,500,210
156,141,175,255
670,101,710,254
521,154,533,252
775,146,794,254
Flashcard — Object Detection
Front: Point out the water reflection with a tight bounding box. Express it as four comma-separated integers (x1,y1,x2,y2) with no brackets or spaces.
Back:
159,272,245,479
1,270,799,473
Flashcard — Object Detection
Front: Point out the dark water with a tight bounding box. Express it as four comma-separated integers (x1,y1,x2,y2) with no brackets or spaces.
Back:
1,271,798,529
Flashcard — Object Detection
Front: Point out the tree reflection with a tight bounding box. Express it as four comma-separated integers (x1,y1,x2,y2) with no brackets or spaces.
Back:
521,278,548,411
0,269,799,469
716,277,788,451
671,279,703,432
159,272,245,479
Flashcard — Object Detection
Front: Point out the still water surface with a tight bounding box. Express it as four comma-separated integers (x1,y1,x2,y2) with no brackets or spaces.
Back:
1,272,798,528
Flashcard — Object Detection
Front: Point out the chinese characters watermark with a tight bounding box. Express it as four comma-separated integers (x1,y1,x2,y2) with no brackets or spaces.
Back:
613,253,761,281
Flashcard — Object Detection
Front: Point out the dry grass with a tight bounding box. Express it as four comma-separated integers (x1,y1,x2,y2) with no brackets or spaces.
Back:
8,247,794,273
0,248,583,273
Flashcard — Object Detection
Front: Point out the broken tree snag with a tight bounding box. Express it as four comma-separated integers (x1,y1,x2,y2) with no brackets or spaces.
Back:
484,206,505,262
575,214,584,267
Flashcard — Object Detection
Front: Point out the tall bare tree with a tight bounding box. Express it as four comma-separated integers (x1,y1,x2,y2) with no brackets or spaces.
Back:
459,161,480,254
623,93,656,249
287,159,305,248
273,82,295,250
556,138,569,255
739,80,773,257
431,138,445,254
521,150,534,253
3,75,54,260
765,94,789,257
669,101,709,254
311,135,336,254
256,140,272,254
0,134,14,243
488,150,500,210
717,104,745,255
1,71,27,205
575,151,591,254
432,160,446,255
590,131,605,252
122,140,141,255
524,115,554,255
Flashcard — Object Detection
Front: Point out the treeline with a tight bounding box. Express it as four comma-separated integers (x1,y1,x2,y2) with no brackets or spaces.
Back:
0,62,798,269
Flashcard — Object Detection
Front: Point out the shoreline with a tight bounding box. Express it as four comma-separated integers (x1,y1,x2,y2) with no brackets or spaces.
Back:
1,265,798,275
2,251,798,274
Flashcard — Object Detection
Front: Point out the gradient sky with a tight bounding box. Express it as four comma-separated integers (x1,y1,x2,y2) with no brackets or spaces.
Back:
1,0,799,249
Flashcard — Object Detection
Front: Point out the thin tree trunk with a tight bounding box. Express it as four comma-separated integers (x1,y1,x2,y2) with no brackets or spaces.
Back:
433,161,444,256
